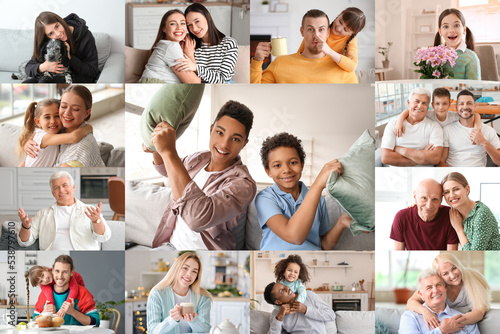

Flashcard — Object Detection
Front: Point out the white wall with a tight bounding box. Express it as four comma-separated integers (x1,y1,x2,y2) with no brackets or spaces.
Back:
250,0,375,71
211,84,375,185
0,0,125,53
253,251,374,293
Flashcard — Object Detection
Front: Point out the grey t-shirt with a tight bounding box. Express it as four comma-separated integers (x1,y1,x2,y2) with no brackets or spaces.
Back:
140,40,184,83
55,123,105,167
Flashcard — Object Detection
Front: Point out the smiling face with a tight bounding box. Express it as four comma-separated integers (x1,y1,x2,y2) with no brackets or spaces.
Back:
59,91,91,132
284,262,301,283
442,180,470,209
175,258,199,289
52,262,73,291
407,93,430,123
35,103,62,134
51,176,76,206
414,179,442,222
272,282,296,305
208,116,248,171
456,95,475,121
300,16,330,55
265,146,303,194
186,12,209,42
438,13,466,49
432,96,451,120
437,261,463,286
163,12,187,42
331,16,353,37
418,275,447,311
44,22,68,41
39,270,53,286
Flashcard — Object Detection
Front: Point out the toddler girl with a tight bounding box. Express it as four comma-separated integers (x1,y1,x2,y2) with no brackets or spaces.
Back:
273,254,310,308
298,7,366,83
433,8,480,80
17,98,92,167
27,265,85,318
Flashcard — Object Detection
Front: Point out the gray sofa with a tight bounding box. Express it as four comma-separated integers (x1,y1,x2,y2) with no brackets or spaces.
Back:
0,123,124,167
376,307,500,334
251,309,375,334
125,180,375,250
0,28,124,83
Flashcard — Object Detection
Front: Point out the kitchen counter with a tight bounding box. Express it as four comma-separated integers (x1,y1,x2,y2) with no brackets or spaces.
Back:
256,290,369,294
0,305,32,309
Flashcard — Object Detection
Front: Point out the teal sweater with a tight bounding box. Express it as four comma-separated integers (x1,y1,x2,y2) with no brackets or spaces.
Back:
445,48,481,80
147,286,211,334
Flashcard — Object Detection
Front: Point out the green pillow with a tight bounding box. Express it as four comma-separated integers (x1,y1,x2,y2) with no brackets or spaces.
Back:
140,84,205,151
326,129,375,235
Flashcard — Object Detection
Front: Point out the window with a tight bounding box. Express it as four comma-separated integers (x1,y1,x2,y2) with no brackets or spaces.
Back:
458,0,500,43
375,83,423,126
0,84,53,121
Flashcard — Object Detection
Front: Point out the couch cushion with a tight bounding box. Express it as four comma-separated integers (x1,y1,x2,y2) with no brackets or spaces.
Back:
326,129,375,235
101,220,125,250
125,46,149,83
233,45,250,84
375,308,404,334
140,84,205,151
1,222,40,250
0,123,22,167
0,29,33,72
93,32,111,72
245,199,261,250
335,311,374,334
125,180,171,246
107,147,125,167
250,310,271,334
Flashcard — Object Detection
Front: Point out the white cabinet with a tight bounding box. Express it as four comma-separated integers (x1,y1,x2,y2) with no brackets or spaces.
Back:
211,300,250,334
317,293,332,308
127,4,232,49
0,168,16,212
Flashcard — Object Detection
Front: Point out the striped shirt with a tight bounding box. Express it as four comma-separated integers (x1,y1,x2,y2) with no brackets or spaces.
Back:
195,36,238,83
56,123,105,167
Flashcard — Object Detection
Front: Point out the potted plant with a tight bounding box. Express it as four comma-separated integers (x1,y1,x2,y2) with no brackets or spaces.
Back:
393,252,412,304
96,299,124,328
378,42,393,68
261,1,269,13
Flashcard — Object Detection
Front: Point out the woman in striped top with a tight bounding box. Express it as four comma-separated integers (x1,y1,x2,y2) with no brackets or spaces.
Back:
147,252,211,334
173,3,238,84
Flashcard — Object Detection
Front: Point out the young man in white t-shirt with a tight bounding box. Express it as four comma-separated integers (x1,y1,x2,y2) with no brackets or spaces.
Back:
439,89,500,167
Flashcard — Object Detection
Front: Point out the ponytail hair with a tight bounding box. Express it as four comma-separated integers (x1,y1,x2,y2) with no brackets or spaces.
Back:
331,7,366,55
25,272,31,321
17,99,60,160
434,8,475,51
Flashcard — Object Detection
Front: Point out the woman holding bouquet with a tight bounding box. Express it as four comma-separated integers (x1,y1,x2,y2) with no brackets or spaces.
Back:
433,8,480,80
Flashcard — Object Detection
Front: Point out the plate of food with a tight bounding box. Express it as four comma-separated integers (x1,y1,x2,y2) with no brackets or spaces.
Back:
33,315,65,330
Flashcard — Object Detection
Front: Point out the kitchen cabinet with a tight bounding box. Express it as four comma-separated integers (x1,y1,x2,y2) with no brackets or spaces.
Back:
0,168,16,212
211,299,249,334
317,293,332,308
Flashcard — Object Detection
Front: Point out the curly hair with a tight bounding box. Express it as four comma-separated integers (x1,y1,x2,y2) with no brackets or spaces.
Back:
260,132,306,170
264,282,277,305
274,254,310,284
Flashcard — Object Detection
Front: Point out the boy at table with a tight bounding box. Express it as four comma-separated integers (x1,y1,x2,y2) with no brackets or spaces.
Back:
33,255,100,326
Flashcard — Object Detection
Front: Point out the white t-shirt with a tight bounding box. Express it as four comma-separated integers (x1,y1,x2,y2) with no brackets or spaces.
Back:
173,290,192,333
444,122,500,166
170,164,220,250
381,117,443,166
25,128,59,167
52,204,75,250
140,40,184,83
426,109,459,127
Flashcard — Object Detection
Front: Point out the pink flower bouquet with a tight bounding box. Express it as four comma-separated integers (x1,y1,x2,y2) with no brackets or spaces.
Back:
413,45,458,79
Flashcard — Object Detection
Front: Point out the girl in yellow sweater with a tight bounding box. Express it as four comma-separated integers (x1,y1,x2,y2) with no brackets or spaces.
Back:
298,7,366,83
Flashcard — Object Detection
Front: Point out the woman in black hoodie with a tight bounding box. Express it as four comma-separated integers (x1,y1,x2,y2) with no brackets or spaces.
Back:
24,11,100,83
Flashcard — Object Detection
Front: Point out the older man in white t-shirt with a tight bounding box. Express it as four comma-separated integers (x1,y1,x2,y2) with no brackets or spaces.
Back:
17,171,111,250
439,89,500,167
381,87,443,166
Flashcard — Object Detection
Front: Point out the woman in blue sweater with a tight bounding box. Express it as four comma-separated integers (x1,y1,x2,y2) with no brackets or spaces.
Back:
147,252,211,334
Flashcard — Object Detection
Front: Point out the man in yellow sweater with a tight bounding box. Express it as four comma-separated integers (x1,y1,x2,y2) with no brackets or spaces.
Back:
251,9,357,84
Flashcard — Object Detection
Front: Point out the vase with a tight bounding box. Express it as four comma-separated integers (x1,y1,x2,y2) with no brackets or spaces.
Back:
382,60,390,68
393,288,412,304
100,320,110,328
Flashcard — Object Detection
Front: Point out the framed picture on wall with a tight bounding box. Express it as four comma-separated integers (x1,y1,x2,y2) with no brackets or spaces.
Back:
420,25,431,33
269,0,279,12
275,3,288,13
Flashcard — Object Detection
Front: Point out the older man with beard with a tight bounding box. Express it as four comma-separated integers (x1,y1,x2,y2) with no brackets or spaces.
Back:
439,89,500,167
250,9,354,83
381,87,444,166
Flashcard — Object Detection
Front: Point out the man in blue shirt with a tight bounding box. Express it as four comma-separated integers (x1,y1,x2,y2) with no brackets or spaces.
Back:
399,268,479,334
33,255,100,326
